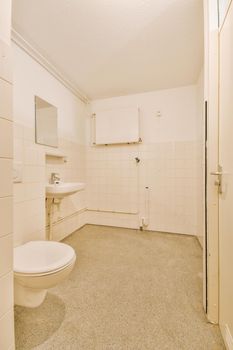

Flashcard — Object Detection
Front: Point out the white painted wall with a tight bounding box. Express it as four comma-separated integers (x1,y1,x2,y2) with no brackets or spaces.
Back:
13,44,87,246
0,1,15,349
0,0,12,44
87,85,204,236
91,86,199,142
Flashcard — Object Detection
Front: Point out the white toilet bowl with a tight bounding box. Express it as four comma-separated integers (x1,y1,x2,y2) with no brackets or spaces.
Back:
14,241,76,308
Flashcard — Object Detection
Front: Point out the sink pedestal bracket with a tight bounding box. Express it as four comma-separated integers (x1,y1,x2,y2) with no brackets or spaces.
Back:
46,198,62,240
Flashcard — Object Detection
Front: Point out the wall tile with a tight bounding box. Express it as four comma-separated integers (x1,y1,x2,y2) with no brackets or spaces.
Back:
0,197,12,237
0,78,12,120
86,139,203,235
13,132,87,245
13,182,44,203
0,159,12,197
0,234,13,277
0,311,14,350
23,126,35,142
22,165,45,183
0,272,13,318
13,123,24,139
0,118,12,158
0,31,13,350
13,47,201,243
13,138,23,162
0,40,12,83
14,199,45,242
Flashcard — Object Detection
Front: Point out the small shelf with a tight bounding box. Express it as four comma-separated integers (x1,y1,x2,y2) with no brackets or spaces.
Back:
45,152,67,162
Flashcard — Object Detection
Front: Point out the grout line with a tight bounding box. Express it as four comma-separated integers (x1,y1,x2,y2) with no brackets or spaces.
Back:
0,308,14,324
0,116,13,122
0,232,13,239
0,270,13,281
0,75,12,85
0,156,13,160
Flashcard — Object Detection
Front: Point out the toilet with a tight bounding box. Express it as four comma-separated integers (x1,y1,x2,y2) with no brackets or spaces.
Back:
14,241,76,308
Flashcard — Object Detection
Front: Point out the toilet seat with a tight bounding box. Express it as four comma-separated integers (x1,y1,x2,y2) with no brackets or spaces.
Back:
14,241,76,275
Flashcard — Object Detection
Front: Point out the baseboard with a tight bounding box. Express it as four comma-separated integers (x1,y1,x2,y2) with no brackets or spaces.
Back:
86,210,139,229
197,235,203,248
221,324,233,350
46,208,87,241
48,209,201,240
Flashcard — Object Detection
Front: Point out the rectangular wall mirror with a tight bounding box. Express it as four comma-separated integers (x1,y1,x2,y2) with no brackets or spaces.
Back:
35,96,58,147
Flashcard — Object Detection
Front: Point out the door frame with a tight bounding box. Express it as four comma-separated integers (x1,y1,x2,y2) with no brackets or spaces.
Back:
204,0,220,324
218,2,233,346
205,0,233,325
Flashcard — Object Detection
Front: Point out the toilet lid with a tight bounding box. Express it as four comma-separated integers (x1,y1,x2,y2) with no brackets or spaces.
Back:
14,241,76,274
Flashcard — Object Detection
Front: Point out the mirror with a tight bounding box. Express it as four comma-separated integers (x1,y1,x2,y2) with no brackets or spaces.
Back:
35,96,58,147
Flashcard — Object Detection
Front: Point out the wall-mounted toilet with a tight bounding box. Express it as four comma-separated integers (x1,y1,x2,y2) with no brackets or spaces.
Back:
14,241,76,307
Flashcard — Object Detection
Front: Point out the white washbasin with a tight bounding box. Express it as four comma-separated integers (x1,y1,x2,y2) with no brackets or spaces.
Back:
46,182,85,199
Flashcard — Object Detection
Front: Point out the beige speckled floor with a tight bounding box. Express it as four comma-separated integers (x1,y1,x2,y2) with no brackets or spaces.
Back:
15,225,225,350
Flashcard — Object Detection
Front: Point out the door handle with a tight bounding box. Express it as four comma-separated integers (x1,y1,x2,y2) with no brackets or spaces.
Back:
210,165,223,194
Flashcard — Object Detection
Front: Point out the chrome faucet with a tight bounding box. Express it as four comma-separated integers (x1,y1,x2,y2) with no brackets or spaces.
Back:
50,173,60,184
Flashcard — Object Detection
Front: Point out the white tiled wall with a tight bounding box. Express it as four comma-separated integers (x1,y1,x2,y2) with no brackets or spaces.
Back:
13,44,87,246
138,140,202,234
87,84,204,236
12,41,204,257
13,124,46,246
13,40,204,249
87,144,139,213
45,139,86,241
0,34,14,350
86,142,139,228
13,127,87,245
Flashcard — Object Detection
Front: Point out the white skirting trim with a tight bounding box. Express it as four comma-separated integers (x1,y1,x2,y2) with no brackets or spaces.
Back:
46,208,87,241
221,324,233,350
87,208,138,215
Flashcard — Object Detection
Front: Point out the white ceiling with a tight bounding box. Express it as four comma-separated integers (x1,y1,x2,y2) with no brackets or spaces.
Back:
12,0,204,100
